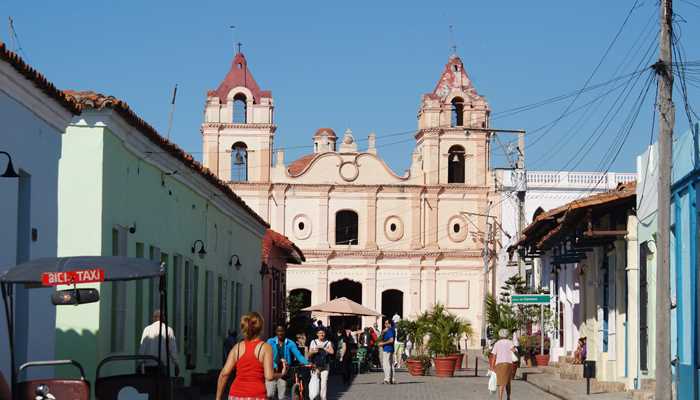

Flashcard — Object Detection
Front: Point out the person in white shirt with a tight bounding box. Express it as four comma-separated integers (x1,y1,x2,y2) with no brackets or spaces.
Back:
139,310,180,376
308,328,334,400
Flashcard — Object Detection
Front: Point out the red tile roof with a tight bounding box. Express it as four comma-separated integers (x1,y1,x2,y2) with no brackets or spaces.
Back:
287,153,318,176
262,229,305,265
0,42,79,114
63,90,269,229
209,52,271,104
511,181,637,251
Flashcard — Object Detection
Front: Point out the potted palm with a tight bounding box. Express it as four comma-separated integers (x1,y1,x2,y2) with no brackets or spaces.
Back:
425,304,469,377
400,315,431,376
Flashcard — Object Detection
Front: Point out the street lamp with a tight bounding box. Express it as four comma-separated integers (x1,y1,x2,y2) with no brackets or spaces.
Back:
191,240,207,259
228,255,242,270
0,151,19,178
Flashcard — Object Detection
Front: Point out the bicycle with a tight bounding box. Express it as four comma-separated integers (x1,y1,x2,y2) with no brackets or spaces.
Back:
289,364,314,400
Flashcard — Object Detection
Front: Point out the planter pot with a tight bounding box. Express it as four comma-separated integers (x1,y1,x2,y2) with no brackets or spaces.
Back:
406,359,425,376
450,353,464,372
433,356,457,377
535,354,550,366
459,354,468,371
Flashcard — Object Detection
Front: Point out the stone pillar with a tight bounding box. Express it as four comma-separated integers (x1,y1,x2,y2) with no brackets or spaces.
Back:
625,214,640,388
409,259,422,316
410,190,422,250
424,265,437,309
318,266,329,304
318,188,330,248
422,134,440,185
425,189,440,249
257,139,271,182
272,185,287,234
202,130,221,178
364,266,378,327
366,191,378,249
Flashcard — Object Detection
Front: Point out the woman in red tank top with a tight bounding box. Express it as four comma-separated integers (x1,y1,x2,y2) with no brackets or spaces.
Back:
216,312,287,400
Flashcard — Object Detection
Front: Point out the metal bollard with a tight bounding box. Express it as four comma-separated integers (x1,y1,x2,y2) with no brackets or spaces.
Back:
583,361,596,395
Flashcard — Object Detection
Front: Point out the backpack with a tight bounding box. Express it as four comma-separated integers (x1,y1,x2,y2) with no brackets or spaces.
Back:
311,340,330,369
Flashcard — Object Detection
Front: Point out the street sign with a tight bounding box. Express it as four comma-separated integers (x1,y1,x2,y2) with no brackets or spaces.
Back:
41,268,105,286
511,294,550,305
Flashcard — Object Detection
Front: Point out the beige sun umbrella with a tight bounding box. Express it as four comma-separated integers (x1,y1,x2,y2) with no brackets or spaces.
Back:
302,297,381,317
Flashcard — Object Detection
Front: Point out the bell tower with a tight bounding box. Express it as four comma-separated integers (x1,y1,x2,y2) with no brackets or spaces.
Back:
202,49,275,183
415,55,491,186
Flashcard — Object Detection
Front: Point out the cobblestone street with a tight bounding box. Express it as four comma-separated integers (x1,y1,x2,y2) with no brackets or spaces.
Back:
325,371,559,400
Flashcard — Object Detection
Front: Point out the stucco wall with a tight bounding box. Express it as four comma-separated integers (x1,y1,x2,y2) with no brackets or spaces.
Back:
55,116,266,385
0,63,72,379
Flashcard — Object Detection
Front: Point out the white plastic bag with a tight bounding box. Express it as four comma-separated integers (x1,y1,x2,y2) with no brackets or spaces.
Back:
309,370,320,399
488,370,497,393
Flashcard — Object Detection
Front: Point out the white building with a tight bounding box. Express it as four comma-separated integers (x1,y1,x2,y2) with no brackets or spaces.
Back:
201,50,498,340
0,43,79,379
495,169,635,360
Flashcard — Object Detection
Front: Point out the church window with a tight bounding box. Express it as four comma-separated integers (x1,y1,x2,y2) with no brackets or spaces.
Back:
335,210,358,245
233,93,247,124
451,97,464,127
448,145,465,183
231,142,248,182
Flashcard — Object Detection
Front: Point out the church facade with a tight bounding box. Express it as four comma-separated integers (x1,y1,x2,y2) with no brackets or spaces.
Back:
201,50,497,342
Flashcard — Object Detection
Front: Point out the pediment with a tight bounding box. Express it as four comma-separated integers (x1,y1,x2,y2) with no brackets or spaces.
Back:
286,152,409,185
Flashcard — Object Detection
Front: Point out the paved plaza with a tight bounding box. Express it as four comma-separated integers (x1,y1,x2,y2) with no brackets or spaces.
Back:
325,371,559,400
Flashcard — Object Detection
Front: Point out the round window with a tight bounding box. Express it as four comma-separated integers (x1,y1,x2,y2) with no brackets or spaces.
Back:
447,215,468,243
384,216,404,242
292,215,312,240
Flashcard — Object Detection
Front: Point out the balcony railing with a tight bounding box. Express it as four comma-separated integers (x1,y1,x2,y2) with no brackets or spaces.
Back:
499,170,636,190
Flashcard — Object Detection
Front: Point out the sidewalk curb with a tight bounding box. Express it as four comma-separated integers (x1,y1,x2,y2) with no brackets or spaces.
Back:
520,370,631,400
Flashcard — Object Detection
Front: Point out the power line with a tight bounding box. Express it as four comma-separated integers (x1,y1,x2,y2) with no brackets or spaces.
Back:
526,0,644,148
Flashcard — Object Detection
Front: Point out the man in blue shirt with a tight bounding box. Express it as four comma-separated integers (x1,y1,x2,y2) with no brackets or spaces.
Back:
376,319,396,384
266,324,310,399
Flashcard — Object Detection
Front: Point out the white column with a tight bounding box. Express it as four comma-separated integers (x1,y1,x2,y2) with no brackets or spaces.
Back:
318,189,330,248
625,215,640,388
364,267,377,327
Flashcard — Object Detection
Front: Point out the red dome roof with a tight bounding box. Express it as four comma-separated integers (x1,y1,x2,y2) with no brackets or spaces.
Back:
314,128,337,139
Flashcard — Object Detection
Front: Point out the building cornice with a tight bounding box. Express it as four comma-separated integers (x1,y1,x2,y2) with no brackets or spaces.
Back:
0,61,75,132
230,181,491,194
301,248,482,259
201,122,277,132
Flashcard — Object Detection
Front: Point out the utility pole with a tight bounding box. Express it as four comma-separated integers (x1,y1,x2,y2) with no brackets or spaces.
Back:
515,130,527,280
481,201,493,348
655,0,674,399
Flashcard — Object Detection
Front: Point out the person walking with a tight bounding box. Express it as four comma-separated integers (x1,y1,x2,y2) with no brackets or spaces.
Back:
138,310,180,377
308,328,334,400
266,324,311,399
216,312,287,400
489,329,517,400
376,319,395,384
336,329,353,385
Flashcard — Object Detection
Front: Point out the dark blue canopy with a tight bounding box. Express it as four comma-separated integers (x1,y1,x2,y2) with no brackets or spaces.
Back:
0,256,162,284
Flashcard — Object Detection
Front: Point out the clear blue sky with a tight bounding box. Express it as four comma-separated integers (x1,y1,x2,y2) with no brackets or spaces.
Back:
4,1,699,174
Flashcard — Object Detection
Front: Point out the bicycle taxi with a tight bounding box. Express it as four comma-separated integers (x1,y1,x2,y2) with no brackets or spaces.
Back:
1,256,175,400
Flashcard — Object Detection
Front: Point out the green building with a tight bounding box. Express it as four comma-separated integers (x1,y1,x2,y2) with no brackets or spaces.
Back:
55,91,269,387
